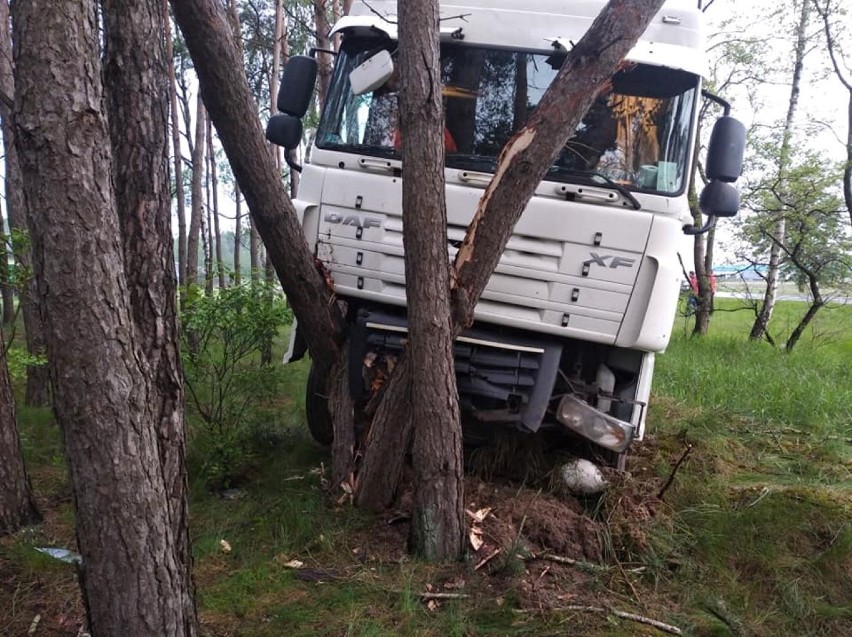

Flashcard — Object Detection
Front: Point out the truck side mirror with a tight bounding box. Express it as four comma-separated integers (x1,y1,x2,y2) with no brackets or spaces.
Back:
705,116,746,182
349,50,395,96
266,114,303,150
278,55,318,117
699,180,739,217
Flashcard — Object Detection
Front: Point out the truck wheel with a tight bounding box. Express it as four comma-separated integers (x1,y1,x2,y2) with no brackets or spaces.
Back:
305,363,334,446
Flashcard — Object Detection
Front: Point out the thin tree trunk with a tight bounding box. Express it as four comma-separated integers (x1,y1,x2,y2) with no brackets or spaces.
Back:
784,258,825,351
201,149,213,294
0,324,41,535
233,184,242,285
279,19,300,197
686,128,715,336
14,0,196,631
785,299,823,351
187,96,206,288
165,0,188,290
206,116,224,290
0,0,49,406
750,0,809,341
0,215,13,324
261,253,275,365
271,0,284,167
314,0,333,109
0,1,15,326
250,219,261,281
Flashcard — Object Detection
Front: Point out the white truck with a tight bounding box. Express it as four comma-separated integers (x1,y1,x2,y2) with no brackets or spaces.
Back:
267,0,745,467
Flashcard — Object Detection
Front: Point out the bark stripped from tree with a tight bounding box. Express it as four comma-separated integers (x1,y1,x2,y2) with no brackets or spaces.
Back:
170,0,346,377
0,0,49,406
0,324,40,534
451,0,668,325
15,0,196,632
750,0,810,341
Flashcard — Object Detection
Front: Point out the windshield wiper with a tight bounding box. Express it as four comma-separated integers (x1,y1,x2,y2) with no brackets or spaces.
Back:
446,153,496,173
550,168,642,210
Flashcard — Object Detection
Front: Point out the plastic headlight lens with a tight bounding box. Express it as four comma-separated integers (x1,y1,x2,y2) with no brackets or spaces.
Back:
556,395,635,453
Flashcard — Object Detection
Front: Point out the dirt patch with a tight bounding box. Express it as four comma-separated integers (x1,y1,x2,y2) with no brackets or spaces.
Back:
3,458,670,635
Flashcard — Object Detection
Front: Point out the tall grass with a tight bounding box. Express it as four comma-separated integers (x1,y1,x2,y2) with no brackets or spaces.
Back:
642,297,852,635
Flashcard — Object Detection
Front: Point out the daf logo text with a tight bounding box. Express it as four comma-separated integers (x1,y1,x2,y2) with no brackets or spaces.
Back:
324,212,383,229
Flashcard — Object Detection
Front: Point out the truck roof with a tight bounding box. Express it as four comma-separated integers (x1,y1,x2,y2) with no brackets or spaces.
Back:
332,0,706,76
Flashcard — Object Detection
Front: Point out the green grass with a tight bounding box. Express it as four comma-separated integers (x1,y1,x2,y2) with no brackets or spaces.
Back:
3,299,851,635
644,298,852,635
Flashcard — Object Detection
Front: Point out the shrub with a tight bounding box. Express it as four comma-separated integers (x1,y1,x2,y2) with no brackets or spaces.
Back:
181,281,292,488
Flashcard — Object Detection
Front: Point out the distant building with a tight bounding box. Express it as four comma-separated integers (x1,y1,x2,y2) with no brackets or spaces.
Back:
713,264,767,281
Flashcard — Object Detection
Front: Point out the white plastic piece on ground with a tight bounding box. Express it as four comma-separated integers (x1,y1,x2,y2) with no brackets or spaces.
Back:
560,458,607,496
34,547,83,564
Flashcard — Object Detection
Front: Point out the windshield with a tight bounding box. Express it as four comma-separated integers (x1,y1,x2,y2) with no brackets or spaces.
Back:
317,38,699,196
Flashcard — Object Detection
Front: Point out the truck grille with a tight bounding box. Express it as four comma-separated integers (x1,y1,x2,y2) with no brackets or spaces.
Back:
348,308,562,431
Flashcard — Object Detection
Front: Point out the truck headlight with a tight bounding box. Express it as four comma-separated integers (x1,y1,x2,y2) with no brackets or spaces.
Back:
556,395,635,453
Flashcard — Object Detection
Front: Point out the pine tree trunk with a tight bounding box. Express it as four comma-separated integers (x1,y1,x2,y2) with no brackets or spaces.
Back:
314,0,333,109
14,0,196,632
234,184,242,284
209,127,226,290
686,131,714,336
750,0,809,341
394,0,464,560
0,324,40,535
0,0,49,406
0,212,13,324
165,0,188,290
101,0,197,630
203,168,214,294
187,97,206,288
204,116,215,294
250,219,261,281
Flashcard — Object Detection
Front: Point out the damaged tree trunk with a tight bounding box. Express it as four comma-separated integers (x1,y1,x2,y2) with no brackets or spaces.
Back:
356,0,669,511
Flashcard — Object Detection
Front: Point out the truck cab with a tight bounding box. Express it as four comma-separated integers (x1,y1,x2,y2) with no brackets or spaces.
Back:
269,0,744,467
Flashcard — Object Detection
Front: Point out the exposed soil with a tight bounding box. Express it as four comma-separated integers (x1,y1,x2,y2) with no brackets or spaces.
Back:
1,451,668,636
